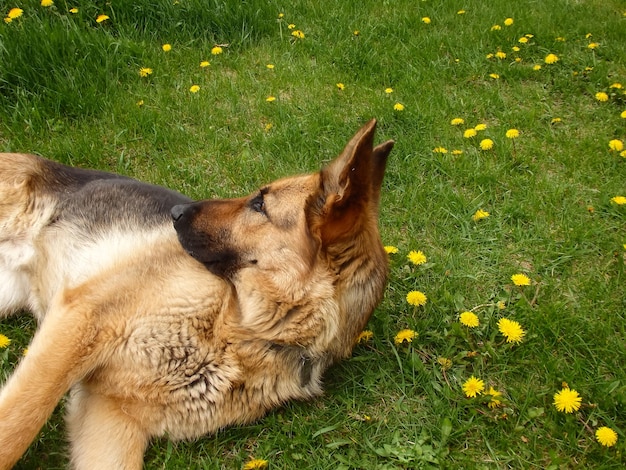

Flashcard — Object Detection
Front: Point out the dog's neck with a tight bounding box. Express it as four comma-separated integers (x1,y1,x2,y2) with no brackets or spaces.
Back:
219,264,339,357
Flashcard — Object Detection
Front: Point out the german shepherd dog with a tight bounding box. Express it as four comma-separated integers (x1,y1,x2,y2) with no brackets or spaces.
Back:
0,120,393,468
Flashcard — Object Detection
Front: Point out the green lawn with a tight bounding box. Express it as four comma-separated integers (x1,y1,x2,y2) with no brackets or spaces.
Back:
1,0,625,468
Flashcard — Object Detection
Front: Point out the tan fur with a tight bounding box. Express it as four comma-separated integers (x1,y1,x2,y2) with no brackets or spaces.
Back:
0,120,393,469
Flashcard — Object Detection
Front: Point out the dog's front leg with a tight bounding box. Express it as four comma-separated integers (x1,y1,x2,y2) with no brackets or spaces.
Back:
66,385,149,470
0,290,102,469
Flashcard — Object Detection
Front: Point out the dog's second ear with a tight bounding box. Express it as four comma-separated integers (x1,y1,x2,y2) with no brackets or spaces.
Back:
308,119,394,246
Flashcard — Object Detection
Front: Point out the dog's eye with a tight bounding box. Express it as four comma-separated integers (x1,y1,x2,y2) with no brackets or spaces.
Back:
249,192,266,215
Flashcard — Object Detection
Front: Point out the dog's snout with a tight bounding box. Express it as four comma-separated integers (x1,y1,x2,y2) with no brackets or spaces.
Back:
171,204,187,222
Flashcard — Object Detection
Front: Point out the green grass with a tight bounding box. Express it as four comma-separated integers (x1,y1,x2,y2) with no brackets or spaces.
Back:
1,0,625,468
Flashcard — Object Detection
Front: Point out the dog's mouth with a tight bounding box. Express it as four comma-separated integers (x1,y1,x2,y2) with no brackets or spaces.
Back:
177,236,241,278
171,203,242,278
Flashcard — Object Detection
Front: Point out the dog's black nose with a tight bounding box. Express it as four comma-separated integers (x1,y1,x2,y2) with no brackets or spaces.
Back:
171,204,186,222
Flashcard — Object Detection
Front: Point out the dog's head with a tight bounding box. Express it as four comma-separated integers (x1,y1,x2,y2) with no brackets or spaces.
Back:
172,119,393,358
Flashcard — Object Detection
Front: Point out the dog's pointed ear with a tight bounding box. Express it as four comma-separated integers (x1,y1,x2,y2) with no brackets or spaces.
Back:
308,119,394,246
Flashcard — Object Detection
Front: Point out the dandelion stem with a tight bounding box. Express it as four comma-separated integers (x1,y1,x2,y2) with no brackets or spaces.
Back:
442,368,451,389
470,302,498,312
578,415,594,434
529,284,541,307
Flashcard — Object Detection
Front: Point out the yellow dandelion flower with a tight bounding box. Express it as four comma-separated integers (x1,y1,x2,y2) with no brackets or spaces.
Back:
533,64,542,71
489,73,500,79
497,318,526,344
22,347,28,356
421,17,431,24
463,128,477,138
621,150,626,158
200,61,210,67
266,64,274,69
406,291,427,307
491,25,501,31
486,387,502,408
287,23,295,29
393,103,405,111
595,92,609,102
353,30,360,36
336,83,345,90
278,13,284,19
162,44,172,52
515,57,522,63
407,250,427,265
596,427,618,447
457,10,466,15
211,46,223,55
451,149,463,155
551,117,562,124
556,36,566,41
587,42,599,50
3,18,11,24
243,459,268,470
384,245,399,254
474,123,487,131
459,311,479,328
610,83,623,89
433,147,448,154
437,358,453,372
553,387,582,413
8,8,23,18
621,110,626,119
518,37,529,44
41,0,54,7
472,209,490,221
264,123,273,132
189,85,200,93
525,34,534,38
395,329,417,344
69,7,78,14
611,196,626,205
609,140,624,152
139,67,153,77
486,53,494,59
291,30,305,39
497,300,506,310
96,14,109,23
544,53,559,64
463,376,485,398
265,96,276,102
512,46,520,52
450,117,464,126
136,100,144,107
479,139,494,150
511,273,531,286
0,334,11,348
504,18,513,26
496,51,507,59
506,129,520,139
356,330,374,344
385,87,394,94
